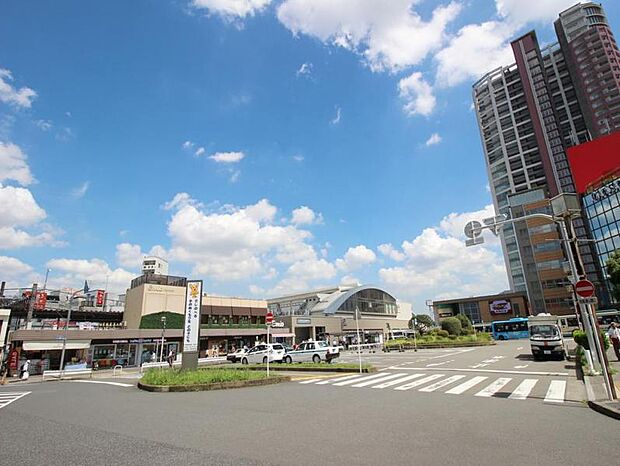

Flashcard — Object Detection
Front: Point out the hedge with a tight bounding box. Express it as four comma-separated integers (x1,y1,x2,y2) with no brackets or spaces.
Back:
140,311,184,329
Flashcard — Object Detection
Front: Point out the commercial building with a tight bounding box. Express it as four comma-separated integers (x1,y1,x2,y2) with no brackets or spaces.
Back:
568,131,620,299
473,2,616,313
141,256,169,275
267,285,411,345
432,292,529,327
555,2,620,137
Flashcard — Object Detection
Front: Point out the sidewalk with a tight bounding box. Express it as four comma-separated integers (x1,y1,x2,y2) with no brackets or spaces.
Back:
584,347,620,420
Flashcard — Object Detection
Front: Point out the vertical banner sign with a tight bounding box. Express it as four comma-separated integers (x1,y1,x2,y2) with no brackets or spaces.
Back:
34,292,48,310
183,280,202,353
96,290,105,306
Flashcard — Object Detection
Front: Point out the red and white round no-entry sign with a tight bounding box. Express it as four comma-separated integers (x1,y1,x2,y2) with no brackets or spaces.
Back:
574,279,595,298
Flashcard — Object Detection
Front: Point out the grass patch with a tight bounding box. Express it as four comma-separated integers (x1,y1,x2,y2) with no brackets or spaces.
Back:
385,333,493,349
141,367,270,386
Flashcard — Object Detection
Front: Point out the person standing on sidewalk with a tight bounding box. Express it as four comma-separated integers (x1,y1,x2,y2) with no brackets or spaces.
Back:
607,322,620,361
20,359,30,380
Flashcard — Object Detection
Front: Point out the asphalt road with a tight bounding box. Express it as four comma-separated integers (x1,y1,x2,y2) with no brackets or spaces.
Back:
1,341,618,466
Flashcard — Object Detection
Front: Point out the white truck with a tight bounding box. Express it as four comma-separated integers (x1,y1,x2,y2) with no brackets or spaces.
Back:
527,314,567,360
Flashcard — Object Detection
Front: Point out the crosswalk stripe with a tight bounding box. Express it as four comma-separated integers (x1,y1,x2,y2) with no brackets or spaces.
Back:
445,376,488,395
332,372,392,387
351,373,407,388
419,375,466,393
298,378,324,384
394,374,444,391
508,379,538,400
0,391,30,410
372,374,427,389
475,378,512,397
544,380,566,403
315,374,363,385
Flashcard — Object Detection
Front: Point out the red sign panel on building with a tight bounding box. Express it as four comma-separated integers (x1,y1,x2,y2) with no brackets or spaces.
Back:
96,290,105,306
34,291,48,310
567,132,620,194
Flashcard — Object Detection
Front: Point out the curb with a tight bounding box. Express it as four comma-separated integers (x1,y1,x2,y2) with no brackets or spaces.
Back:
243,366,376,373
587,400,620,420
137,375,290,392
384,342,495,351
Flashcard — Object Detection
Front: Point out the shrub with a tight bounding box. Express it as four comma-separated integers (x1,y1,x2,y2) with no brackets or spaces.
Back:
436,329,449,338
461,328,475,336
448,334,458,340
456,314,473,331
573,329,610,350
441,317,462,336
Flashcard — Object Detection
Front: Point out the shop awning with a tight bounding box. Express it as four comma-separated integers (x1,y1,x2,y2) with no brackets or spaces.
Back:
23,340,92,351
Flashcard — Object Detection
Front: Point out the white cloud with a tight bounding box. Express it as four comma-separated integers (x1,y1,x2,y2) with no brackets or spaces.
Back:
162,192,203,211
340,275,361,286
115,243,168,268
191,0,273,19
0,142,34,186
378,205,508,312
277,0,462,72
378,243,406,262
229,169,241,183
0,227,61,249
209,151,245,163
434,21,515,88
425,133,442,146
35,119,52,131
398,72,436,117
0,255,34,280
195,147,205,156
296,62,313,77
46,258,135,294
0,184,46,228
495,0,577,26
165,196,320,282
182,140,194,150
291,206,323,225
287,258,336,281
71,181,90,199
330,106,341,125
0,68,37,108
292,154,304,162
336,244,376,271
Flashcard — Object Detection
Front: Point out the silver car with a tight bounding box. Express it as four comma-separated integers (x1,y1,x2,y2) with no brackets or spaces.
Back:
241,343,285,364
282,341,340,364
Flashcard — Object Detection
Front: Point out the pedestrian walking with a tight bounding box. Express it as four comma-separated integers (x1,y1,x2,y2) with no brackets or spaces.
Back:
167,349,175,368
607,322,620,361
20,359,30,380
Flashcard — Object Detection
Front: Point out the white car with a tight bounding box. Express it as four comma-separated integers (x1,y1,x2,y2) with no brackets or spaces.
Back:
241,343,285,364
226,348,247,363
282,340,340,364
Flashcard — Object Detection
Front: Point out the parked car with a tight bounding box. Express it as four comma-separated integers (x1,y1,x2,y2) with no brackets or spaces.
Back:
227,348,247,363
241,344,286,364
282,340,340,364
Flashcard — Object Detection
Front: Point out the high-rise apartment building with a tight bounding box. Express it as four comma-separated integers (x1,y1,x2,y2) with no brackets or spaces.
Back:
555,2,620,137
473,2,616,314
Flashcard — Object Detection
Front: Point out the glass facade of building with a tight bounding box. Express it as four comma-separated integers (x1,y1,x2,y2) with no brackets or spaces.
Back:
583,177,620,295
337,289,397,316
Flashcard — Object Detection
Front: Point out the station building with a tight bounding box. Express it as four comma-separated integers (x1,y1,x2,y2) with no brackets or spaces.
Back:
267,284,411,345
432,291,530,329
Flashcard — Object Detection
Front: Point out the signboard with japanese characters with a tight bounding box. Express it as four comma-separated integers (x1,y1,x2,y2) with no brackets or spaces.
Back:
489,299,512,315
183,280,202,353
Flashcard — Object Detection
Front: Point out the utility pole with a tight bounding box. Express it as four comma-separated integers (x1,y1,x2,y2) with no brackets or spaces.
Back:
26,283,38,329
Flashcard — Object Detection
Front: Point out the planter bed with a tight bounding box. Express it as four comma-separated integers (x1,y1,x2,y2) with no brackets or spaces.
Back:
138,374,290,392
243,364,376,373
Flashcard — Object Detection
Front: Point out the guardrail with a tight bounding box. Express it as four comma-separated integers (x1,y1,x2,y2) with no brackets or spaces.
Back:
348,343,382,353
140,356,228,373
42,368,93,380
113,365,123,376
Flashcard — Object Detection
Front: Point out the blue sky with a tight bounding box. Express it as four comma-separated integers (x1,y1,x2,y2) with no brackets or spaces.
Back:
1,0,619,312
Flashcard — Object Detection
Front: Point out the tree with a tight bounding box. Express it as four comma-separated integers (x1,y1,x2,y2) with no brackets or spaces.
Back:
440,317,462,336
456,314,473,331
606,250,620,302
409,314,435,334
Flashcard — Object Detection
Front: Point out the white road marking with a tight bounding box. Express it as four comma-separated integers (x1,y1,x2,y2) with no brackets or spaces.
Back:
372,374,426,389
298,378,324,384
68,380,133,387
332,373,391,387
0,391,30,409
315,374,362,385
426,360,453,367
508,379,538,400
388,366,569,376
517,347,524,350
445,376,488,395
544,380,566,403
394,374,444,391
474,378,512,397
514,365,529,369
469,363,489,369
351,373,407,388
418,375,466,393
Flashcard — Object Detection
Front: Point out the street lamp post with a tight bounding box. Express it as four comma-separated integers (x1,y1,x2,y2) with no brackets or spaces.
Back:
59,289,84,378
412,314,418,352
43,268,51,291
160,316,167,363
355,306,363,374
464,196,616,400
